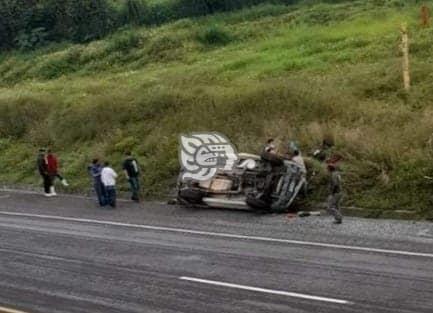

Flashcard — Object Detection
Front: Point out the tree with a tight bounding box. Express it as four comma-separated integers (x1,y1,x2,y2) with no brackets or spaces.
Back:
0,0,115,50
47,0,114,42
122,0,149,25
0,0,40,49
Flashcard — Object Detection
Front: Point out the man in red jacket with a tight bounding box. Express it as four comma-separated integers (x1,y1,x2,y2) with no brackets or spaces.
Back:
46,149,69,196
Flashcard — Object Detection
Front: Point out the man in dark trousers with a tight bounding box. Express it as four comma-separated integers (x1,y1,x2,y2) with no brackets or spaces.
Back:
88,159,105,207
327,163,343,224
37,148,51,197
123,151,140,202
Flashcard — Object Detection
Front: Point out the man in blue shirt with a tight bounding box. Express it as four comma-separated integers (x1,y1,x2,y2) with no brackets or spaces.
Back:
88,159,106,207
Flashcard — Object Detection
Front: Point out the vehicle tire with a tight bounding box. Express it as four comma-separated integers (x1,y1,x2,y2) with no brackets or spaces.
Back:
178,188,205,204
246,194,270,210
261,152,284,167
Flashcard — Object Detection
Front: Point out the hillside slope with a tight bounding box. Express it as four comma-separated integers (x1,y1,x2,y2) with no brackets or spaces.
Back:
1,0,432,218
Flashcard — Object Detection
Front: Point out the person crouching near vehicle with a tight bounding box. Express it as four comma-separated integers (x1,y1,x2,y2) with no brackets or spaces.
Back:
88,159,106,207
37,148,52,197
263,138,277,154
123,151,141,202
327,163,343,224
46,149,69,196
101,162,118,208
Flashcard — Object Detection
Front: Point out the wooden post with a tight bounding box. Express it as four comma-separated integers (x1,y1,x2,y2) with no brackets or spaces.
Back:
401,24,410,91
421,4,431,28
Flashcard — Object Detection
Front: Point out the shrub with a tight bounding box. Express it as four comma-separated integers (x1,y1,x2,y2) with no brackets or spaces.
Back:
14,27,49,50
146,35,184,61
197,25,234,46
106,30,143,53
0,96,51,139
36,53,82,80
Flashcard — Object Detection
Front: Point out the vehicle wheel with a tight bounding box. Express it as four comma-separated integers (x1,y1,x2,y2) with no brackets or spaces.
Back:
178,188,205,204
261,152,284,167
246,194,271,210
287,197,305,212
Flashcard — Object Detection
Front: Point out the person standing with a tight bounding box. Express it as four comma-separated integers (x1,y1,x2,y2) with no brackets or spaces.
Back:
327,163,343,224
313,138,335,162
291,149,308,197
122,151,140,202
291,149,307,176
37,148,51,197
46,149,69,196
88,159,106,207
101,162,118,208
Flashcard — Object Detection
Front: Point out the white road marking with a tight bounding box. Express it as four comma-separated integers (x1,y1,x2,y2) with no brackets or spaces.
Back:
0,211,432,258
180,277,352,305
0,306,30,313
0,195,10,199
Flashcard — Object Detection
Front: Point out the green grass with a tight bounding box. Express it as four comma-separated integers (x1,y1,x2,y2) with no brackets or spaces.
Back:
1,0,433,218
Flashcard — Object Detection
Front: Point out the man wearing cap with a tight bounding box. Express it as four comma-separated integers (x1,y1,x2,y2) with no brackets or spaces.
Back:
327,163,343,224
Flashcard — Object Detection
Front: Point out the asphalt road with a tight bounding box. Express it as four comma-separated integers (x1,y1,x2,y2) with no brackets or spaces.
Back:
0,189,432,313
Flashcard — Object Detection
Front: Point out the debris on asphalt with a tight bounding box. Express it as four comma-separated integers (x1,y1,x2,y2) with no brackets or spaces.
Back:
297,211,321,218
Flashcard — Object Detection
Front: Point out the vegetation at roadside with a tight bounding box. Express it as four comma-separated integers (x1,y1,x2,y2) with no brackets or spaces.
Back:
0,0,302,50
1,0,433,219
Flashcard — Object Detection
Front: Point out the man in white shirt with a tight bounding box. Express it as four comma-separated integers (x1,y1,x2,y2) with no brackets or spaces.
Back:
289,148,308,198
292,150,307,175
101,162,118,208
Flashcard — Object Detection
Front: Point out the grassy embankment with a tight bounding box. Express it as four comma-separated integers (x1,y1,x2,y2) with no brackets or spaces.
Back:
1,0,433,218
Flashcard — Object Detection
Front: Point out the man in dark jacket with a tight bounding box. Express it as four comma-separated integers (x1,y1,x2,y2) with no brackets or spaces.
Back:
37,148,51,197
88,159,106,207
123,152,140,202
